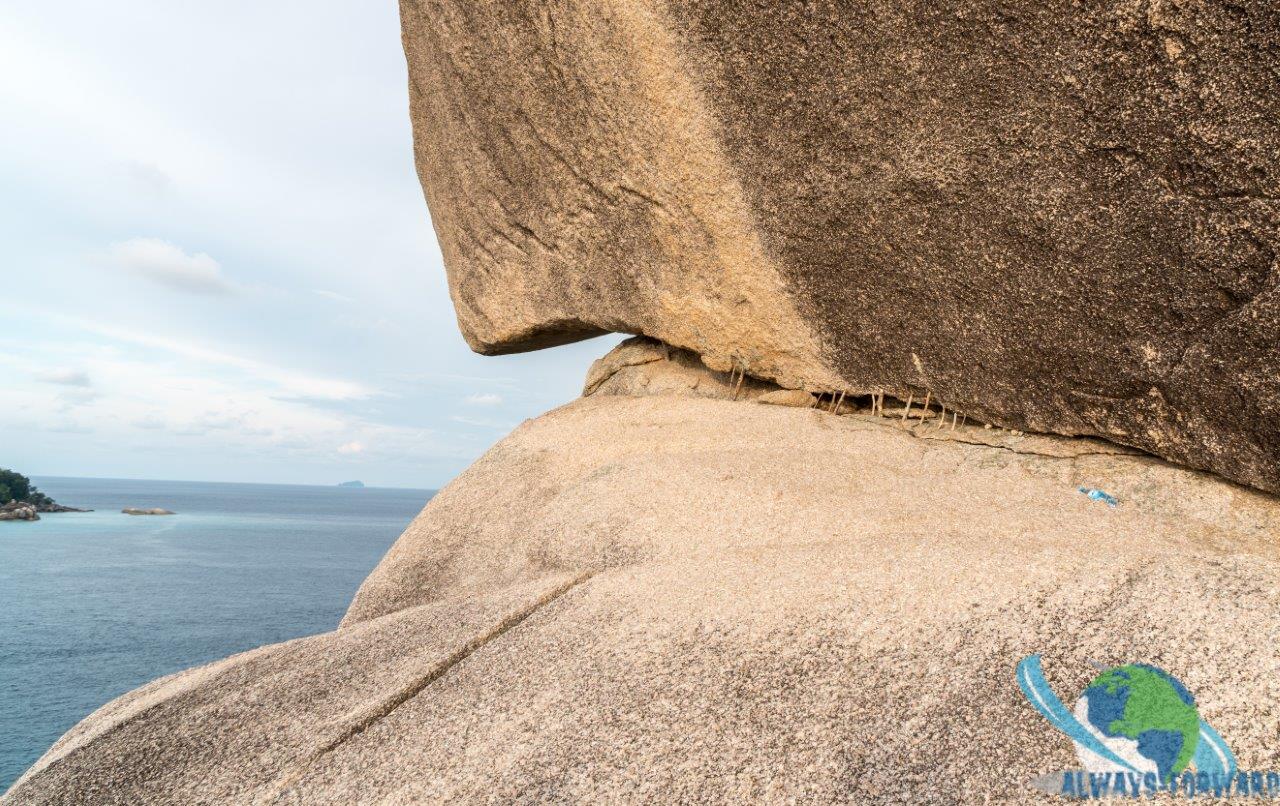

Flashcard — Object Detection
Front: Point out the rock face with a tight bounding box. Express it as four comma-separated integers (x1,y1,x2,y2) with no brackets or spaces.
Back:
0,501,88,520
582,336,780,401
0,502,39,522
400,0,1280,493
35,502,90,513
13,354,1277,803
755,389,818,408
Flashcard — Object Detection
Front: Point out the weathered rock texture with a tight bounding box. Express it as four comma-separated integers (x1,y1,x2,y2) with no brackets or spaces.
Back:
9,389,1278,803
0,502,39,522
582,336,782,401
402,0,1280,493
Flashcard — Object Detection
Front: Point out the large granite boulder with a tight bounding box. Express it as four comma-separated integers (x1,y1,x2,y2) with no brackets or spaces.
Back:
401,0,1280,492
12,359,1276,803
0,502,39,521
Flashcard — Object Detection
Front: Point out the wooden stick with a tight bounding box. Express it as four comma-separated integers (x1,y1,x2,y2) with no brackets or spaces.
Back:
937,404,945,430
834,390,846,414
901,393,914,422
921,391,930,420
732,369,745,401
951,410,958,430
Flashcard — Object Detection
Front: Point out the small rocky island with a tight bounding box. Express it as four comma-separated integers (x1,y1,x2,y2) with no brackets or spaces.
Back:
122,507,176,516
0,501,41,521
337,480,365,488
0,468,89,521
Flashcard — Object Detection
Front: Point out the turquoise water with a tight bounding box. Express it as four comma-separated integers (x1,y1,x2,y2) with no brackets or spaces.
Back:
0,477,432,792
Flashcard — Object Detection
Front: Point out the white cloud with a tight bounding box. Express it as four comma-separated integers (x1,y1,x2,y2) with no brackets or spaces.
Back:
57,388,100,406
107,237,235,295
47,311,376,401
123,160,174,195
45,422,93,434
0,3,612,486
0,346,446,467
38,368,91,387
465,392,503,406
450,415,516,430
313,289,353,303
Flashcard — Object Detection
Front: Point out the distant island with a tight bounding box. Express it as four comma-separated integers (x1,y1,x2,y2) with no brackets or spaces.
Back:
337,480,365,488
122,507,176,516
0,468,90,521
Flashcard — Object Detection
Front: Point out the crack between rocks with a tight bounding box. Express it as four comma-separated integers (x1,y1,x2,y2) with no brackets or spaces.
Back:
582,349,668,396
839,414,1143,460
908,431,1133,459
261,570,597,803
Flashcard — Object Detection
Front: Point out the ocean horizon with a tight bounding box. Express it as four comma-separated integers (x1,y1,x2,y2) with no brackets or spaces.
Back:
0,476,433,792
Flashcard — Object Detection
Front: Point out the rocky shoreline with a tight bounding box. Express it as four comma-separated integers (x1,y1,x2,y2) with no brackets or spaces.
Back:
0,501,92,522
0,502,40,522
0,502,178,522
37,502,91,513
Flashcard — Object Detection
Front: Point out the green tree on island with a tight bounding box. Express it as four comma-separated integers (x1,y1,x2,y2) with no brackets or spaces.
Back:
0,469,53,506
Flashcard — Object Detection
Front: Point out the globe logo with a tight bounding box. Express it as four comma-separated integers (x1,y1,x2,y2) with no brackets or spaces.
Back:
1016,655,1239,797
1071,663,1201,782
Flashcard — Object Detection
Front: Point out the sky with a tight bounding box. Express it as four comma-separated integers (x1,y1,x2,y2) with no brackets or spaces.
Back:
0,1,621,489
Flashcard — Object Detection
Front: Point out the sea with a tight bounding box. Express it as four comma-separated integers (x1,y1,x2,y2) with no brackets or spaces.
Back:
0,476,433,793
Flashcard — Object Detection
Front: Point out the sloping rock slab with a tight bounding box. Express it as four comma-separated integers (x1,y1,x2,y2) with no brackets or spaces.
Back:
3,575,587,805
8,397,1273,802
